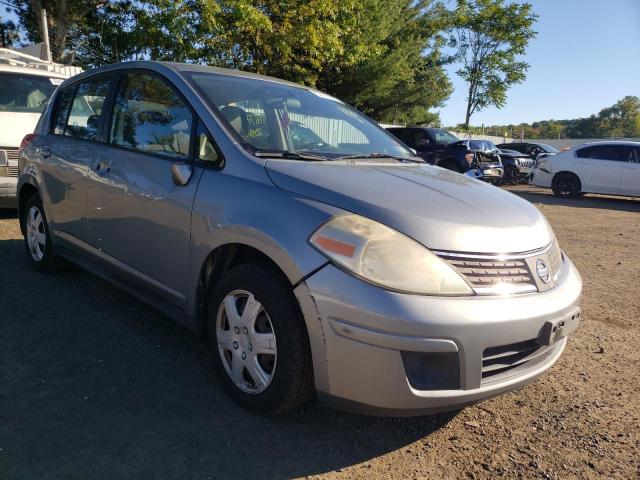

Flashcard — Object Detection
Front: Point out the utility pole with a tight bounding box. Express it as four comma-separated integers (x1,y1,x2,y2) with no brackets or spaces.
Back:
41,9,52,62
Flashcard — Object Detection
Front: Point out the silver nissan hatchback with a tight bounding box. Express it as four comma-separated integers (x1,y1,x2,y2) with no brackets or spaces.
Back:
17,62,582,416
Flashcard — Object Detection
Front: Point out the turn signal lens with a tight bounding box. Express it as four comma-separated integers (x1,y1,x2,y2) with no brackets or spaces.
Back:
310,215,473,295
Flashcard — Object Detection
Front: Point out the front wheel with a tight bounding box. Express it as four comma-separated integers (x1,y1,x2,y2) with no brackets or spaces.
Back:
207,263,314,414
551,173,581,198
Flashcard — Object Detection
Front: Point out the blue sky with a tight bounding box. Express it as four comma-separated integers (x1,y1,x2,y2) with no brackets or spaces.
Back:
439,0,640,126
2,0,639,127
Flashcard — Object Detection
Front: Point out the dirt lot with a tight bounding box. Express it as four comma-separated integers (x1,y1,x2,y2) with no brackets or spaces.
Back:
1,185,638,479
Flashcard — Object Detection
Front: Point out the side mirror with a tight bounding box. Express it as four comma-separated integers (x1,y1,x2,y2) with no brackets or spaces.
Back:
171,162,193,186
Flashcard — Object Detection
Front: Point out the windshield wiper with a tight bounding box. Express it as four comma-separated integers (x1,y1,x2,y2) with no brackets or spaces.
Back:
334,153,424,163
253,149,328,161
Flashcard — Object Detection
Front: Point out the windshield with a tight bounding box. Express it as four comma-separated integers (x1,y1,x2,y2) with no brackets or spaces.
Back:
186,72,412,159
0,73,59,113
431,129,459,145
538,143,560,153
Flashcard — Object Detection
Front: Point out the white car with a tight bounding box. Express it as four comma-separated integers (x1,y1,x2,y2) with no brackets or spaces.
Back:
532,141,640,198
0,48,81,208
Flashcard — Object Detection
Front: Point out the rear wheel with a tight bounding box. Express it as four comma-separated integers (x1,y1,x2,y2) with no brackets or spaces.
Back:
551,173,581,198
21,194,63,272
207,263,314,414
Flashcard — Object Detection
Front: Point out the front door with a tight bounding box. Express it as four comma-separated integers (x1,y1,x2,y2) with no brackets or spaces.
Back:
574,144,625,194
86,71,202,308
620,146,640,196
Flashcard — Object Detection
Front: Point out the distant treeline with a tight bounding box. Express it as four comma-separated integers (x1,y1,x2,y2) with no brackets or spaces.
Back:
449,96,640,139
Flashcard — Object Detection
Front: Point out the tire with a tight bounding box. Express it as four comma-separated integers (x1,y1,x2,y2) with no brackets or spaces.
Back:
551,173,581,198
207,263,314,415
21,194,64,272
503,165,518,185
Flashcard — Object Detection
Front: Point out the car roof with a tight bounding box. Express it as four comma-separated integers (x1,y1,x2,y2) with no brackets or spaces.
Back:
65,60,312,92
577,140,640,147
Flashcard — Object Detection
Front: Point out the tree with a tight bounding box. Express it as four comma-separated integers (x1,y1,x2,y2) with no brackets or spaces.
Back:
318,0,452,125
451,0,536,128
0,16,21,47
8,0,106,62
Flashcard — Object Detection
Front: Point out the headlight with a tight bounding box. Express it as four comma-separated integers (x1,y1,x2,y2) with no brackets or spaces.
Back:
309,214,473,295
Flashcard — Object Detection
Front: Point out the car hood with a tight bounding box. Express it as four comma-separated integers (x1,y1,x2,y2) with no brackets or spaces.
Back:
265,160,553,253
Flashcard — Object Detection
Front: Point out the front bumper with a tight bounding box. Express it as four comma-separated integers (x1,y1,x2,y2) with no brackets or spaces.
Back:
0,175,17,208
294,255,582,416
531,168,553,188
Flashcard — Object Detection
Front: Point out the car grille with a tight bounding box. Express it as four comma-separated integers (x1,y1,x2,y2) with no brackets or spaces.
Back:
3,148,19,162
2,148,20,177
437,254,537,294
435,243,563,295
518,158,535,168
481,339,554,384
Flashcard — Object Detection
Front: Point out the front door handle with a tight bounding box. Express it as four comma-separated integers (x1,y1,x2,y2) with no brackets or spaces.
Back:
95,160,111,173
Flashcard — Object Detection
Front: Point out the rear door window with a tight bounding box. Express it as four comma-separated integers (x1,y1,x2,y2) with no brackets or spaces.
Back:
109,73,193,159
577,145,632,161
63,76,112,141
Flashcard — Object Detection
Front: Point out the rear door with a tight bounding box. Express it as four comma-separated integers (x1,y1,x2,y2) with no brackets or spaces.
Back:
620,146,640,196
85,70,206,308
38,74,113,241
574,145,625,194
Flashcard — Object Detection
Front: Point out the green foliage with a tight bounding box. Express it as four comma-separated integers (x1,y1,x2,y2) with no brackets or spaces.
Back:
451,0,537,127
321,1,452,125
451,96,640,139
8,0,454,124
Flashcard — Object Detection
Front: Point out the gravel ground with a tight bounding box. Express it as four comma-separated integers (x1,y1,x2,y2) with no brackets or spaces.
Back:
0,185,638,479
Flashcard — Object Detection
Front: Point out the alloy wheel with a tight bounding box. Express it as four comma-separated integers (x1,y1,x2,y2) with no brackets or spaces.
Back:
216,290,277,394
26,205,46,262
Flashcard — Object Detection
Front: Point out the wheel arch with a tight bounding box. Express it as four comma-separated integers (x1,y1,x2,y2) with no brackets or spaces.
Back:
552,170,582,189
193,241,316,337
17,181,40,235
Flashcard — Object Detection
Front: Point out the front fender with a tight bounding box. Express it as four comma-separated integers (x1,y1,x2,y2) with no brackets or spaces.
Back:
186,167,344,318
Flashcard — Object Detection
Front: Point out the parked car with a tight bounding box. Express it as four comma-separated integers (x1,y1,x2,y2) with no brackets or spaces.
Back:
497,148,536,184
18,61,582,416
497,142,560,161
532,141,640,198
0,48,81,208
386,127,504,184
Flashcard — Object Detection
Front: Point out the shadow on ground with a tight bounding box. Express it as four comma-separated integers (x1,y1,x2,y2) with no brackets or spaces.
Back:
0,237,455,479
506,186,640,213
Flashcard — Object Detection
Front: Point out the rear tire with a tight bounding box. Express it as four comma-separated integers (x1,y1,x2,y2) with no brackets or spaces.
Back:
207,263,314,415
551,173,581,198
21,194,64,272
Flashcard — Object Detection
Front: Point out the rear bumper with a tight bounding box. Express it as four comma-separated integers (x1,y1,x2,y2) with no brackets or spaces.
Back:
294,255,582,416
0,176,17,208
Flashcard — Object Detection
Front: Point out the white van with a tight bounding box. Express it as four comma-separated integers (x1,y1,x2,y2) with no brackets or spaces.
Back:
0,48,81,207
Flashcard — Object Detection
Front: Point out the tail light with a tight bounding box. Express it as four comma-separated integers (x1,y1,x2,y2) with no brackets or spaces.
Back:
19,133,38,152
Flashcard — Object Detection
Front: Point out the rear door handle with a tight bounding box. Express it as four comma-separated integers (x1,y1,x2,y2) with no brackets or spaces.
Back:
40,147,52,158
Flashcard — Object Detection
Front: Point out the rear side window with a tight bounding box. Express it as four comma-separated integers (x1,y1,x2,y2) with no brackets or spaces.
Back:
110,73,193,159
63,76,112,140
576,145,633,161
51,87,75,135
